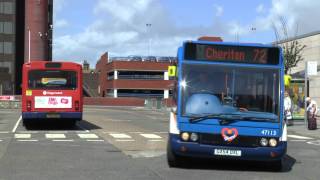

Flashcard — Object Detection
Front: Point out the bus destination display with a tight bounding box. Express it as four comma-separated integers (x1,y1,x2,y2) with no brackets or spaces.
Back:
184,42,280,65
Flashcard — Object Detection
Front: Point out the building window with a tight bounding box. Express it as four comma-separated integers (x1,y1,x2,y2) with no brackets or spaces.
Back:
3,22,13,34
2,42,13,54
0,61,13,74
4,42,13,54
0,2,14,14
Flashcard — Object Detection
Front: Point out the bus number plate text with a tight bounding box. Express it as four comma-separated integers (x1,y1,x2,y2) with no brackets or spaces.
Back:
214,149,241,156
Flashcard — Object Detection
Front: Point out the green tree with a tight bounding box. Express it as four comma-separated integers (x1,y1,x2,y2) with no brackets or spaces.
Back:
273,17,306,74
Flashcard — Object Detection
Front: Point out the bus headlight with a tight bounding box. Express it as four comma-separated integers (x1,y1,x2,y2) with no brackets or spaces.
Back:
190,133,198,142
269,138,278,147
260,138,268,146
181,132,190,141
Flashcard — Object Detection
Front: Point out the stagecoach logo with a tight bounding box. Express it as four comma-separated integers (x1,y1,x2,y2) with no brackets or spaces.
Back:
43,91,63,95
221,128,239,142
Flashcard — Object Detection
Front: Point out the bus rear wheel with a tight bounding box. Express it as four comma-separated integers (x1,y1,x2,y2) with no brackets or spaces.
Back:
167,140,184,168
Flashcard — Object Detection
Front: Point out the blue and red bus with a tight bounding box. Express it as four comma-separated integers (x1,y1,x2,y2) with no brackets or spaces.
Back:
167,40,286,170
22,61,83,125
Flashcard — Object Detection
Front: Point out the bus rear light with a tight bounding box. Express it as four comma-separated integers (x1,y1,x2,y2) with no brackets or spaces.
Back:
75,101,80,111
27,101,32,111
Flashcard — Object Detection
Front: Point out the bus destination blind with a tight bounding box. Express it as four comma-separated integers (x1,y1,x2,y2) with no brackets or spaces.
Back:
184,42,280,65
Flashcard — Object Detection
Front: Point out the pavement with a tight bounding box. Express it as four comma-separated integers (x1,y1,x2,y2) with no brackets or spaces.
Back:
287,119,320,139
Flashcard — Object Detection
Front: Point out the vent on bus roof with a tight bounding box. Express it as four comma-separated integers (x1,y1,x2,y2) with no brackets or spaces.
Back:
45,62,61,68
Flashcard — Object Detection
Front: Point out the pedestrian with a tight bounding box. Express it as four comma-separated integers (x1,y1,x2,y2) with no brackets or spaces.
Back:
306,97,318,130
284,91,293,125
306,97,318,116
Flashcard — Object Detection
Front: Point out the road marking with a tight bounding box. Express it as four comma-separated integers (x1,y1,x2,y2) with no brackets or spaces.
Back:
14,134,31,139
109,133,132,139
12,116,22,133
307,140,320,146
140,134,162,139
77,133,99,139
0,139,3,142
115,139,135,142
86,139,104,142
148,139,164,142
0,131,9,134
45,134,66,139
76,124,90,133
288,135,314,140
48,131,68,134
52,139,74,142
290,139,306,142
17,131,39,134
17,139,39,142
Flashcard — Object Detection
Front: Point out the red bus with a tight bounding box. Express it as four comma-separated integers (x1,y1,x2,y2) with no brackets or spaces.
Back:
22,61,83,125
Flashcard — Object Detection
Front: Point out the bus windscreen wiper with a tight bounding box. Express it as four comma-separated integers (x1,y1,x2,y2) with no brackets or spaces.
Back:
189,113,241,123
240,116,277,122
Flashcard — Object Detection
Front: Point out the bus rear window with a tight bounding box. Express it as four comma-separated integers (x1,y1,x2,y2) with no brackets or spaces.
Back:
28,70,77,90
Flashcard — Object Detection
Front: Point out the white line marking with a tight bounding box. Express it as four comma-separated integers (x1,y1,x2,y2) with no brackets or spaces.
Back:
307,141,320,146
109,133,132,139
17,139,39,142
76,125,90,133
288,135,314,140
14,134,31,139
290,139,306,142
86,139,104,142
115,139,135,142
12,116,22,133
52,139,74,142
17,131,39,134
0,131,9,134
78,133,99,139
45,134,66,139
48,131,68,134
148,139,164,142
154,132,167,134
140,134,162,139
0,140,3,142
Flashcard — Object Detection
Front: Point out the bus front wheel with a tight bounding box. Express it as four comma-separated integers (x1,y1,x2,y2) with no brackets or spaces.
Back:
167,139,184,168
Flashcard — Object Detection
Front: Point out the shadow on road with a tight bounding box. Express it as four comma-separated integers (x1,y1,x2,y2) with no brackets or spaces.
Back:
173,155,296,173
23,119,102,131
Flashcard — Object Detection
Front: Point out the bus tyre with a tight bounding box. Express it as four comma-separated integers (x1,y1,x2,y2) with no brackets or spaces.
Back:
167,140,183,168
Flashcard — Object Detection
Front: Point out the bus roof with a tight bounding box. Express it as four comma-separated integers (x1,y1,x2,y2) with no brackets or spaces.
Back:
23,61,82,70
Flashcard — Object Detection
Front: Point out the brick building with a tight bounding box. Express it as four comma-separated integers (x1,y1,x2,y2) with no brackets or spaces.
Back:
0,0,52,95
96,52,175,99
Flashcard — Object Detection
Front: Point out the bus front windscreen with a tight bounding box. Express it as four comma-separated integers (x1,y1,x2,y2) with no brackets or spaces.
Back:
28,70,77,90
181,64,279,122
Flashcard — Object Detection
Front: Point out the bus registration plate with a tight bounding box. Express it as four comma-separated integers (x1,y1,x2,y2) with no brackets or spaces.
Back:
214,149,241,156
46,113,61,118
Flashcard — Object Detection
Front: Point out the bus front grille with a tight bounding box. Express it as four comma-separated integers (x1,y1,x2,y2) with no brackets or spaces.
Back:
200,133,260,148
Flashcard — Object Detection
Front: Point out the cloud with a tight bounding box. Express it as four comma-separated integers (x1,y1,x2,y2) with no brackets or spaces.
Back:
256,4,266,14
55,19,69,28
214,4,224,17
255,0,320,38
53,0,236,65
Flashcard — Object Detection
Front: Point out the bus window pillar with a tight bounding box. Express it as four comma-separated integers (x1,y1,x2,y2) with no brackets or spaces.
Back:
114,70,118,80
114,89,118,98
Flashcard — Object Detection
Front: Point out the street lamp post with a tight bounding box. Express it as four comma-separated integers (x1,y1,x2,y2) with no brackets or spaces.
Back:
146,23,152,56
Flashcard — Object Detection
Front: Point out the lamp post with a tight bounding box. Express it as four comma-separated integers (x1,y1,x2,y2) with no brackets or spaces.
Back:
146,23,152,56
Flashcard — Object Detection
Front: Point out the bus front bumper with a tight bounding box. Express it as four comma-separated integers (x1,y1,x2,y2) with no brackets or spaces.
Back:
169,134,287,161
22,112,82,120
